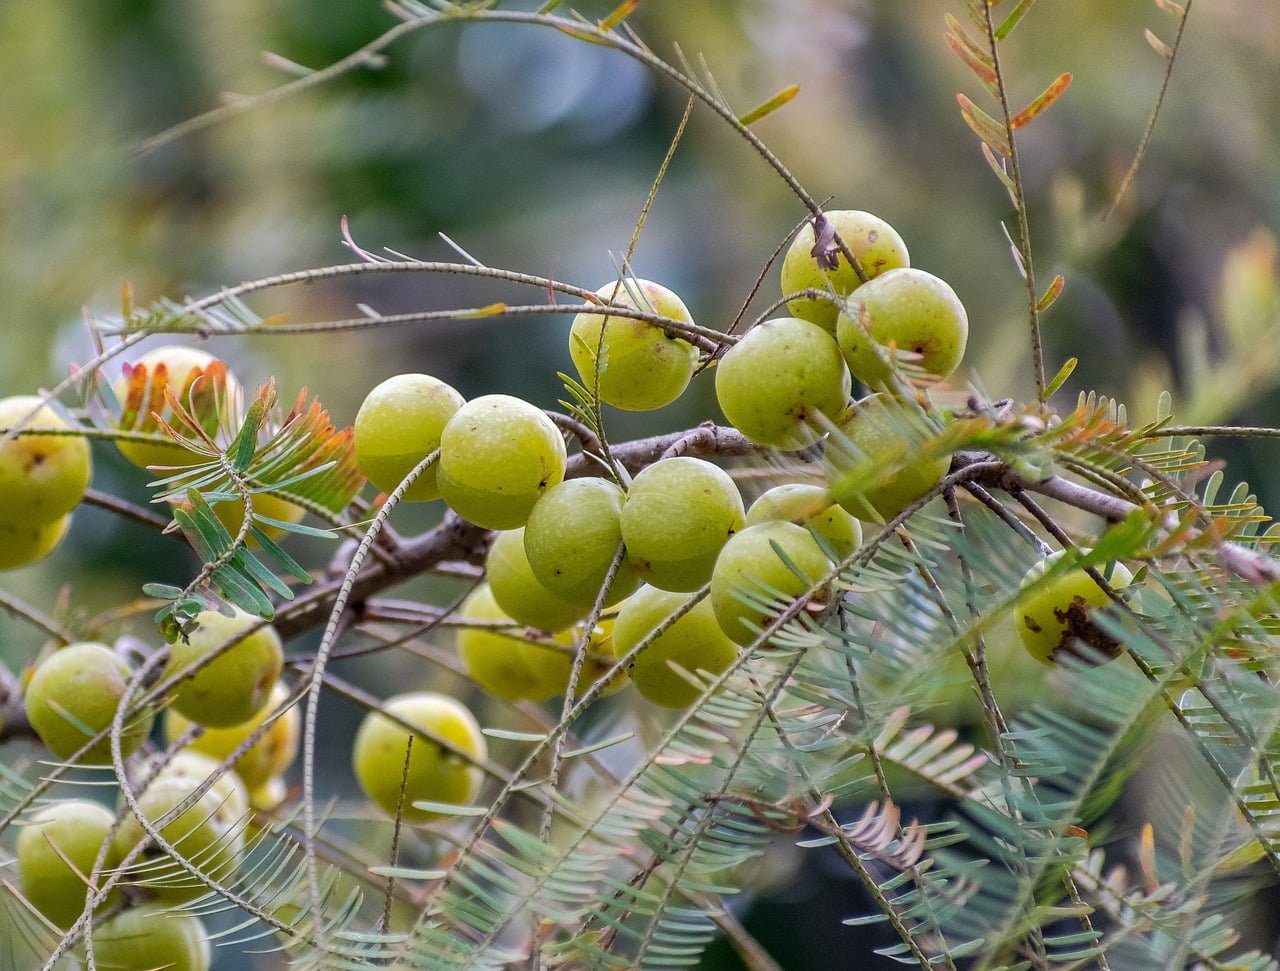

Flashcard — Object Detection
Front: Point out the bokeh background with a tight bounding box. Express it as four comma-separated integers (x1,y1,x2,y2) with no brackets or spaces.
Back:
2,0,1279,967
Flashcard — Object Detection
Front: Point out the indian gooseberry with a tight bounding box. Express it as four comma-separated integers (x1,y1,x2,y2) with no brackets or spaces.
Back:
0,514,71,570
519,616,628,700
710,522,832,646
457,584,559,701
620,457,745,593
165,606,283,729
745,483,862,561
0,395,91,527
714,317,852,449
24,642,155,765
485,528,588,632
523,477,640,607
569,278,700,411
354,372,465,501
1017,551,1134,665
835,267,968,388
352,692,486,822
248,775,289,812
779,210,910,333
93,903,211,971
163,681,299,790
612,586,738,708
436,394,567,530
17,799,122,929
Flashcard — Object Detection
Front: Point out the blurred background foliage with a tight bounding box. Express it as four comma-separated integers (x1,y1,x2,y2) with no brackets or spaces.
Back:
2,1,1279,966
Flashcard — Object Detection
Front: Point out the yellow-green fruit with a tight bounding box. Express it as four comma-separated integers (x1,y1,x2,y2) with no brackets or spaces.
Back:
457,584,558,701
524,477,640,607
437,394,567,530
612,586,738,708
825,394,949,522
93,902,211,971
354,373,465,502
620,457,745,592
166,606,283,729
24,642,154,765
1017,552,1134,665
780,210,910,333
249,775,289,812
710,522,832,646
836,267,968,387
154,751,251,821
17,800,122,929
486,528,587,632
714,317,851,449
520,617,628,700
163,681,299,790
746,484,862,561
569,279,700,411
0,514,71,570
352,692,486,822
0,395,91,527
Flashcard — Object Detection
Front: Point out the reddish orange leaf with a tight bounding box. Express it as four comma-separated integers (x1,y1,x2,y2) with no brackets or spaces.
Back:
945,31,998,90
1011,72,1072,129
598,0,638,31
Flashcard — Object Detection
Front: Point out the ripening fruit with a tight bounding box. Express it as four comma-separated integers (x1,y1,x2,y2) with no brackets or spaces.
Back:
1017,552,1134,665
248,775,289,812
0,395,91,527
780,210,910,333
352,692,486,822
620,457,745,592
714,317,851,449
166,606,283,729
485,528,587,632
93,903,211,971
710,522,832,646
163,681,299,790
825,394,950,522
17,800,122,929
569,279,700,411
24,642,155,765
437,395,567,530
612,586,738,708
521,616,628,700
355,373,466,502
524,477,640,607
745,483,862,561
457,584,559,701
0,515,71,571
836,267,968,387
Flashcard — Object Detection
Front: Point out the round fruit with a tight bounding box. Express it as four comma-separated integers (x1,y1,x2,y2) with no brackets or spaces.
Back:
745,483,862,561
354,373,465,502
457,584,560,701
520,616,628,700
836,267,968,387
612,586,738,708
166,606,283,729
710,522,832,645
0,514,71,570
0,395,91,527
779,210,910,333
153,751,251,822
1017,552,1134,665
17,799,122,929
352,692,486,822
715,317,851,449
524,477,641,607
163,681,299,790
92,903,211,971
248,775,289,812
24,642,154,765
486,528,588,632
436,394,567,530
825,394,950,522
569,279,700,411
620,457,745,592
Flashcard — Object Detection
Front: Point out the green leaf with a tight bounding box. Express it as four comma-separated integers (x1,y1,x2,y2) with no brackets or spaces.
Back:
229,391,269,471
249,527,313,585
1043,357,1078,400
737,83,801,126
995,0,1039,40
142,582,184,601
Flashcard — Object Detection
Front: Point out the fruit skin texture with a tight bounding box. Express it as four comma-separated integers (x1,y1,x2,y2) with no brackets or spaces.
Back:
523,477,640,607
17,799,122,929
457,584,560,701
714,317,852,449
620,457,745,593
166,606,283,729
92,902,211,971
836,267,968,387
745,483,862,561
24,642,154,764
352,692,486,823
485,528,588,632
710,522,832,646
569,279,700,412
780,210,910,333
437,394,568,530
0,514,71,570
355,373,465,502
0,395,91,527
163,681,299,790
612,586,738,708
1017,552,1134,665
